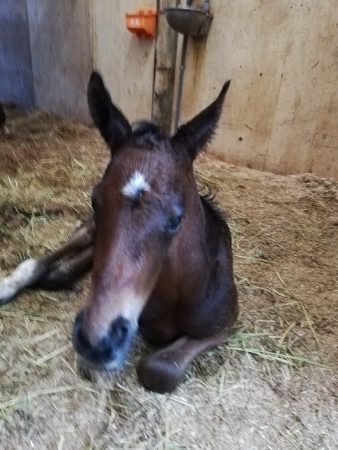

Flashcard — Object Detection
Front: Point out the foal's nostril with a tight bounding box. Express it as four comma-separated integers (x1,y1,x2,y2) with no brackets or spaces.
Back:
110,316,131,346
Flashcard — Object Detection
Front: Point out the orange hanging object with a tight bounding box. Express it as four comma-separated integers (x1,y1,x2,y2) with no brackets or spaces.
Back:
125,9,157,39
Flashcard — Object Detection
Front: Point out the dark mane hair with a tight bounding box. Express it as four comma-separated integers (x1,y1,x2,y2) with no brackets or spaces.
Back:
200,193,232,245
131,121,167,150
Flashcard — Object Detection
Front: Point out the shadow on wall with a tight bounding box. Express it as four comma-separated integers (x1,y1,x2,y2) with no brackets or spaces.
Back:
0,0,92,122
0,0,34,108
26,0,92,122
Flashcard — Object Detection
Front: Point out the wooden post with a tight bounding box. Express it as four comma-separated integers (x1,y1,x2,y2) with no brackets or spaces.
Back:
152,0,178,134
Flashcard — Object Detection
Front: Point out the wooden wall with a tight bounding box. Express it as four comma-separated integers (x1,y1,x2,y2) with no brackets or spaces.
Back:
27,0,93,122
92,0,157,123
92,0,338,178
0,0,34,107
2,0,336,177
179,0,338,178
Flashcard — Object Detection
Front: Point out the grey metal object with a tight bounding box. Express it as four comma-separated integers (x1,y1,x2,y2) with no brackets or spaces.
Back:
164,2,212,38
174,34,189,132
165,1,213,131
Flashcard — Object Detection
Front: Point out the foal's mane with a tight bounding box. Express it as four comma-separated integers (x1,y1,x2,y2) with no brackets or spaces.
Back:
200,194,232,245
131,121,167,150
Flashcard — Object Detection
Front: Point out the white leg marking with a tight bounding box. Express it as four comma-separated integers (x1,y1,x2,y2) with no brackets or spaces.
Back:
0,259,44,304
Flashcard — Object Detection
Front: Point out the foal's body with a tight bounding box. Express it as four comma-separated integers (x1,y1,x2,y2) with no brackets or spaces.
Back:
141,196,237,344
0,73,238,393
138,195,238,392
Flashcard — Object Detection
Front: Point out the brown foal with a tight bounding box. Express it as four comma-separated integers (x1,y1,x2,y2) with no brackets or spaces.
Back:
0,72,238,393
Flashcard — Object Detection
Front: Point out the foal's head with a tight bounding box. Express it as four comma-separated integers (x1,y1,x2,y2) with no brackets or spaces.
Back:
73,72,230,370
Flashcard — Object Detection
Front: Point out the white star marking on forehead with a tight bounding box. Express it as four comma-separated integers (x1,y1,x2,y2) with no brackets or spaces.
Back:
122,171,150,199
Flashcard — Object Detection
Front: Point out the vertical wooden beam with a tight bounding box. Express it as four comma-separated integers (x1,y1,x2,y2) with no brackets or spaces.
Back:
152,0,178,133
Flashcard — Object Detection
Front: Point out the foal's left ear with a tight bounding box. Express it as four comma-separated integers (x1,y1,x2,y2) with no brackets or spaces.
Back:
87,71,131,150
171,80,231,160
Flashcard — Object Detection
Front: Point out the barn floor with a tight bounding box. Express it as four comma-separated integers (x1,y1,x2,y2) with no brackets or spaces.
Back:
0,107,337,450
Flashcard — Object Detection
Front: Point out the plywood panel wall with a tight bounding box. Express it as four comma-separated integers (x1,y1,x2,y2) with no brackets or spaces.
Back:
0,0,34,108
92,0,157,123
27,0,93,122
179,0,338,178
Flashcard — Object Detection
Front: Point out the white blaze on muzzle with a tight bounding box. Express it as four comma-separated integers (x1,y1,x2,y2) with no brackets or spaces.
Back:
115,288,148,328
85,287,148,343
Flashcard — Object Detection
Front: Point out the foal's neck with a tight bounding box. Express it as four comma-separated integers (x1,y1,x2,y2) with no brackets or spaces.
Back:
181,182,207,243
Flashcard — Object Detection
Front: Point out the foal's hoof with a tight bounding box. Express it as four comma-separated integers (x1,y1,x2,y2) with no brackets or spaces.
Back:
137,353,186,394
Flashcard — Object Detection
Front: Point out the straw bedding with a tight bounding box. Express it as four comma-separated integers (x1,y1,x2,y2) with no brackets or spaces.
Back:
0,106,337,449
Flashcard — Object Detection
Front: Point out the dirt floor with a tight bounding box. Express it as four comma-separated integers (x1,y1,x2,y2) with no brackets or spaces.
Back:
0,107,337,450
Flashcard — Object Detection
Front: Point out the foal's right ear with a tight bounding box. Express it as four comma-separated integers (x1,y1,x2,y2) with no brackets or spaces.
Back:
87,71,131,149
171,80,230,161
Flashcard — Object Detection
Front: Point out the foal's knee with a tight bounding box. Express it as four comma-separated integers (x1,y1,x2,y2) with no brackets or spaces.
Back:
71,219,95,247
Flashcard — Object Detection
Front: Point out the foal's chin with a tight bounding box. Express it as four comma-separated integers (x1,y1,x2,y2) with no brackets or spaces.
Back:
77,352,126,373
74,342,133,384
76,355,125,382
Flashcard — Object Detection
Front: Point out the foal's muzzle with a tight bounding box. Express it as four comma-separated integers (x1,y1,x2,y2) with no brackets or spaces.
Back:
72,311,135,370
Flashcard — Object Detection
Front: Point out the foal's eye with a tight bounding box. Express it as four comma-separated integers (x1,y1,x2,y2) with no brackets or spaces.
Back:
166,213,183,235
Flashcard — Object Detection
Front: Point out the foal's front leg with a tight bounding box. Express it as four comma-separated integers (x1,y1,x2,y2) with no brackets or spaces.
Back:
137,332,231,393
34,246,93,291
0,218,95,304
41,218,95,266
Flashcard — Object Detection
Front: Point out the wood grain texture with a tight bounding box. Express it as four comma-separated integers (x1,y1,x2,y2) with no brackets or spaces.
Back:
0,0,34,107
178,0,338,178
92,0,157,123
27,0,93,121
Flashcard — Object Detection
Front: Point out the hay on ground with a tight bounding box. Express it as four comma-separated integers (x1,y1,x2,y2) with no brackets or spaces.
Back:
0,107,337,449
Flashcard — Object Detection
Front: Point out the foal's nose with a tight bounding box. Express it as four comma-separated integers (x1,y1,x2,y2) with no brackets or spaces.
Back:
72,311,134,369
